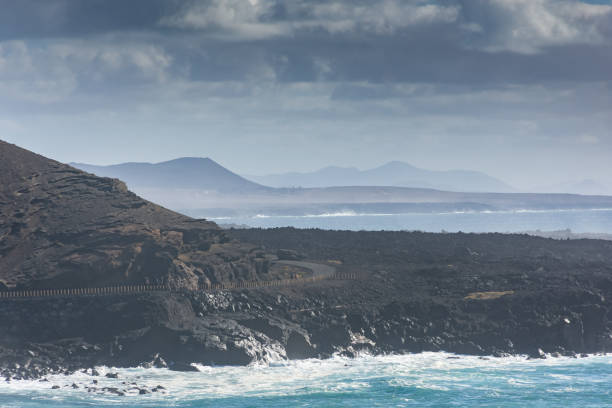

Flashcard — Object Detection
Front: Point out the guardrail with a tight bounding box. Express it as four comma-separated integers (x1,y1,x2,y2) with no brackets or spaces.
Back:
0,273,357,300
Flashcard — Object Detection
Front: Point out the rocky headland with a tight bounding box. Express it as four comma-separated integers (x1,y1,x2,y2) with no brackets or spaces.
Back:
0,140,267,291
2,140,612,388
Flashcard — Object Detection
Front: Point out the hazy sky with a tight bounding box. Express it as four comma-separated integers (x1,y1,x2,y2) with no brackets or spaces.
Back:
1,0,611,190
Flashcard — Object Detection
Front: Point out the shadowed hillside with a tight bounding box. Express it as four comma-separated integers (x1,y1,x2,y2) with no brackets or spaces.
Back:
0,141,266,290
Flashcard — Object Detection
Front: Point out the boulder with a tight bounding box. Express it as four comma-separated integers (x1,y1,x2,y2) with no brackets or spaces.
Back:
169,362,198,372
286,331,317,360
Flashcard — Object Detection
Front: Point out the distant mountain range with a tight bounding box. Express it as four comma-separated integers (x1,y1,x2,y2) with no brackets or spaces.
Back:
71,158,269,194
70,157,612,218
73,158,611,198
245,161,515,193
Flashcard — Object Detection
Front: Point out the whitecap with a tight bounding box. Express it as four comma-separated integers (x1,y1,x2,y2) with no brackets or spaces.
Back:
3,353,612,405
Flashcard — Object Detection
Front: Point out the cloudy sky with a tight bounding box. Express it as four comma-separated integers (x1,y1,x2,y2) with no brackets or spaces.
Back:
1,0,611,191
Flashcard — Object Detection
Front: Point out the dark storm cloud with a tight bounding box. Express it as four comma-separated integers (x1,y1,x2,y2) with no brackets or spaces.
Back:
0,0,183,40
162,0,612,83
1,0,611,87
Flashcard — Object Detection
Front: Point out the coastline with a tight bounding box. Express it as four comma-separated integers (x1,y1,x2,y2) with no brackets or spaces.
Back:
3,228,612,382
2,352,612,401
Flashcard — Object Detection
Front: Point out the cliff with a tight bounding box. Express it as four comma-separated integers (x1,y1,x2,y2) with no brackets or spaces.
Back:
0,140,264,290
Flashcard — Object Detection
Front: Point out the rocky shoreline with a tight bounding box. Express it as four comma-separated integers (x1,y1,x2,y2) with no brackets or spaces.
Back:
3,228,612,388
3,142,612,394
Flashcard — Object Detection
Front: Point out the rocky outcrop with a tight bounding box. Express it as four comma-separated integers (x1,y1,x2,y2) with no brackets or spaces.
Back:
0,140,266,290
2,272,612,379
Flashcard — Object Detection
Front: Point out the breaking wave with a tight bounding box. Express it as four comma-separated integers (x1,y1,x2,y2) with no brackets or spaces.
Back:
254,210,395,218
248,208,612,219
2,353,612,407
209,208,612,234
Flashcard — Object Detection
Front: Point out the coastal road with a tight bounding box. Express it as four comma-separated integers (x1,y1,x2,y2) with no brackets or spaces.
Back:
274,260,336,278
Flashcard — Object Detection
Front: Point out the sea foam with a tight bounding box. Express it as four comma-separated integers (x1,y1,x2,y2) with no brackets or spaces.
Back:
2,353,612,407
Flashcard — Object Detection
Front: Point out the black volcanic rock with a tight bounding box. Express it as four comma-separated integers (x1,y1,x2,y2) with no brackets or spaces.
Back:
4,140,612,382
0,140,264,290
228,227,612,356
3,224,612,377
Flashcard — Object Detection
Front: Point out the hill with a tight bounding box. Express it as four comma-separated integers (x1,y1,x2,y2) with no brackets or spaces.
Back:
0,141,264,290
72,157,270,194
246,161,514,192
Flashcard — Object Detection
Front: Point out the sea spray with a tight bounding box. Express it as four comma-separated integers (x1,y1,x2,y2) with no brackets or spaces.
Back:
2,353,612,407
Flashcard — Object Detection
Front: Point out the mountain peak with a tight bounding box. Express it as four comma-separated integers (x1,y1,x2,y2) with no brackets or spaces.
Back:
247,160,513,192
72,157,269,193
0,140,265,290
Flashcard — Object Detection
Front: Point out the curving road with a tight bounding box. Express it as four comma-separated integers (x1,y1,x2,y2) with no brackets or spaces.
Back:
274,260,336,278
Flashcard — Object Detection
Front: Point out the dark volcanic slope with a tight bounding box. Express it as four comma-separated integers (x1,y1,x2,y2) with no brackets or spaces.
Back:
0,141,264,290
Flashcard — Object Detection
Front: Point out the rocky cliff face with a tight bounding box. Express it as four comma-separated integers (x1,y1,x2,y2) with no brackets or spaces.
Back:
0,140,264,290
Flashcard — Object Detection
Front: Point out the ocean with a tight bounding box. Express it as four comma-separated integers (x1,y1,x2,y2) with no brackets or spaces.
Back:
213,208,612,234
4,208,612,407
1,353,612,407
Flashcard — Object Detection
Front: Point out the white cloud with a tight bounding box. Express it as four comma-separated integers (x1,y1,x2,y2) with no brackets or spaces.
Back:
159,0,612,54
160,0,287,39
161,0,460,39
0,40,172,104
305,1,459,34
476,0,612,53
50,42,173,82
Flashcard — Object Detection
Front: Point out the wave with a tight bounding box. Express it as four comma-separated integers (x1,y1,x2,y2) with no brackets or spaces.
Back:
2,353,611,406
255,211,395,219
247,208,612,219
481,208,612,215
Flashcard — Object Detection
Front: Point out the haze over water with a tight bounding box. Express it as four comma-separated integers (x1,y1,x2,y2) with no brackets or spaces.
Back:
213,208,612,235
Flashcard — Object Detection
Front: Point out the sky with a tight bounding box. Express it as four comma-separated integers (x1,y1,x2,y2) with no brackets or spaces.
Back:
0,0,611,191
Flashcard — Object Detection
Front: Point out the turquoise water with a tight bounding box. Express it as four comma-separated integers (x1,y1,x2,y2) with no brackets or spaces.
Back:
1,353,612,407
213,208,612,233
